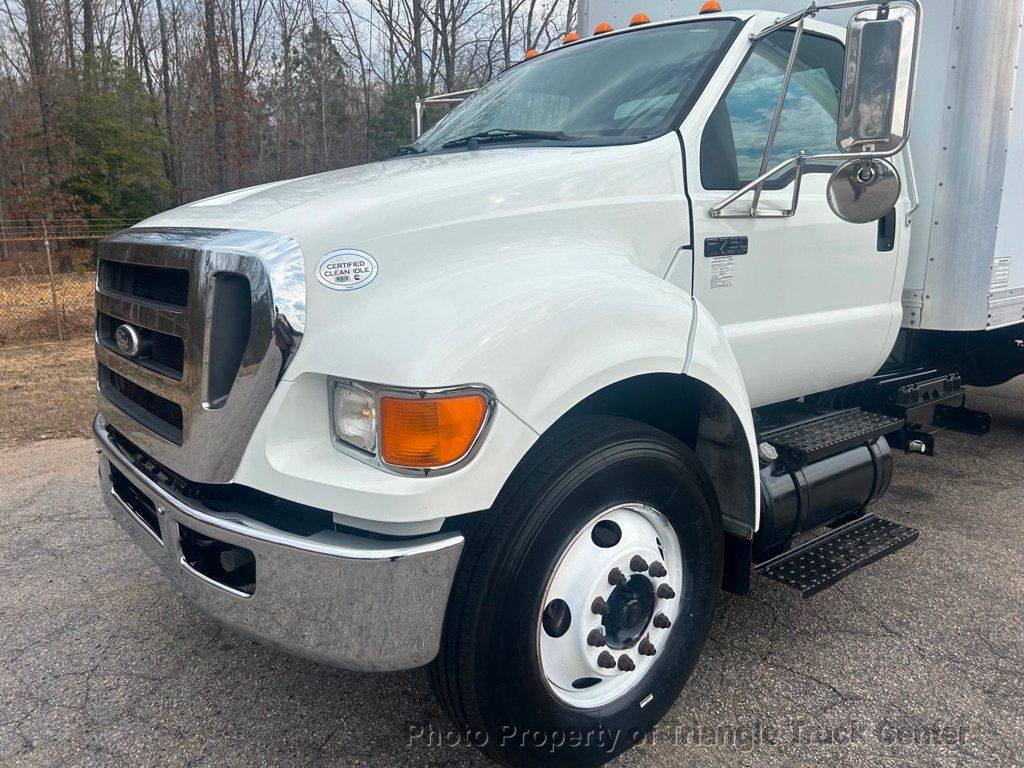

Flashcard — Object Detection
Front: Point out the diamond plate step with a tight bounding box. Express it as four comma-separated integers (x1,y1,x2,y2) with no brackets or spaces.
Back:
756,515,919,598
765,408,904,468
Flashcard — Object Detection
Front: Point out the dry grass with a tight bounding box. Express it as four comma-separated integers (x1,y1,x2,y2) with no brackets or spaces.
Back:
0,337,95,446
0,272,95,344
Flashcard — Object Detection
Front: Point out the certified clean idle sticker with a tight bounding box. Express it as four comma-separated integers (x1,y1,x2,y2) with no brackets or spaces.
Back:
316,249,379,291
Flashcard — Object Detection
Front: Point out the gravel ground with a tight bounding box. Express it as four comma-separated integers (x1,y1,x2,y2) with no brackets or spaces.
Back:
1,380,1021,767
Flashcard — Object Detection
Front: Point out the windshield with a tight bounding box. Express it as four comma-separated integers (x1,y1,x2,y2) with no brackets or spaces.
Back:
417,19,738,151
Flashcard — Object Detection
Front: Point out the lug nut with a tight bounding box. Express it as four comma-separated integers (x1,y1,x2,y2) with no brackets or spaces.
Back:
629,555,649,573
591,596,609,616
648,560,668,578
587,628,607,647
657,584,676,600
617,654,636,672
597,651,616,669
608,567,627,586
653,612,672,629
638,636,657,656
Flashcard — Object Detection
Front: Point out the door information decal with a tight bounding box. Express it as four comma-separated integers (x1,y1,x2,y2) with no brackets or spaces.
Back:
709,256,735,288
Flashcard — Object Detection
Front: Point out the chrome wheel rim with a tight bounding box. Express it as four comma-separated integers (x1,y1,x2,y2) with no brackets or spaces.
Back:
537,503,684,708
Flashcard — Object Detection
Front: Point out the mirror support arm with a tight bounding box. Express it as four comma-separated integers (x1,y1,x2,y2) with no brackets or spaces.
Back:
712,153,809,218
712,0,922,219
751,14,806,213
751,0,893,42
710,150,903,218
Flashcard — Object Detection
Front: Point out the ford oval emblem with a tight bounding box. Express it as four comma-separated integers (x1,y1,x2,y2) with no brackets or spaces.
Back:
114,324,141,357
316,249,379,291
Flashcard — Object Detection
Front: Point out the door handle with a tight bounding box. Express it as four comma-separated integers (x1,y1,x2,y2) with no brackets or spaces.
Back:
877,209,896,252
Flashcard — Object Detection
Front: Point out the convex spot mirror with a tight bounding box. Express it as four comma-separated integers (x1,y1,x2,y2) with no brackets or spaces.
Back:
837,4,920,154
827,158,901,224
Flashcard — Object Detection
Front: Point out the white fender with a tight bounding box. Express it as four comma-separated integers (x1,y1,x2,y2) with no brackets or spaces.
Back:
235,245,760,534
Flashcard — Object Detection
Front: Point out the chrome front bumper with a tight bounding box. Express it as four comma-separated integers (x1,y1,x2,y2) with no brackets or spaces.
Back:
94,415,464,671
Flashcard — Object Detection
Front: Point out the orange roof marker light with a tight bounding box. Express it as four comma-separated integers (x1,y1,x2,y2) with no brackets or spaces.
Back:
629,12,651,26
524,49,539,59
563,31,581,43
593,21,614,35
699,0,722,13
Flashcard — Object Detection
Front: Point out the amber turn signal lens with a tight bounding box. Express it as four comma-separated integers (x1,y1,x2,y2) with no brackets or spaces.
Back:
381,394,488,468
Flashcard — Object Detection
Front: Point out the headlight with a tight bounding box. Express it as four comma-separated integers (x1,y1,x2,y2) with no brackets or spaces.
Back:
332,381,377,454
330,380,493,473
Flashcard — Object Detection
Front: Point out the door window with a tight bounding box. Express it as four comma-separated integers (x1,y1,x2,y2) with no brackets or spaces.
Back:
701,29,845,190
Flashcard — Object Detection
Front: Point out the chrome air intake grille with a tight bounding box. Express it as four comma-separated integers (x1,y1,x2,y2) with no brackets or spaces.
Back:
98,259,190,308
99,364,184,443
94,228,306,484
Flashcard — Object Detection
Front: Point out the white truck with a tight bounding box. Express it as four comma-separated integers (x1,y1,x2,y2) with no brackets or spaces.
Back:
93,1,1022,764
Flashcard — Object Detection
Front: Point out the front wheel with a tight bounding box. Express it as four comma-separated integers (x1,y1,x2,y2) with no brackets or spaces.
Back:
428,416,723,767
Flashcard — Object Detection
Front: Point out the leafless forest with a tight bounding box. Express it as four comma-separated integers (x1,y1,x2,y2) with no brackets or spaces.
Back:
0,0,576,265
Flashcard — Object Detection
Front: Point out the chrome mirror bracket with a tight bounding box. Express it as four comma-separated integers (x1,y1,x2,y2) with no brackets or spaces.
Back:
710,0,922,220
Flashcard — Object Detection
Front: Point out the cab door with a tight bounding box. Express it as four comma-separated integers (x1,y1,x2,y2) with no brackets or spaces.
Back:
680,24,907,407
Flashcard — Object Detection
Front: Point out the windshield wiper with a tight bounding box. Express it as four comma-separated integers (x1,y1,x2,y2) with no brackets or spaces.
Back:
441,128,577,149
397,142,426,155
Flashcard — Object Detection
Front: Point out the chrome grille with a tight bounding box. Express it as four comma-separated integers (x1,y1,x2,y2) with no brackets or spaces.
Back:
100,364,185,443
94,228,306,484
98,259,190,307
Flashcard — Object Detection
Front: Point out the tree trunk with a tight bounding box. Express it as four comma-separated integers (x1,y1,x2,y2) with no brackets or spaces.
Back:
204,0,228,193
154,0,180,202
128,0,175,197
320,68,328,167
23,0,68,269
83,0,95,85
62,0,77,73
412,0,425,92
0,135,9,262
500,0,510,70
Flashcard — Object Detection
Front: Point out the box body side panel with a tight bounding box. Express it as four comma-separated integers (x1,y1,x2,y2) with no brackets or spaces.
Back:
988,23,1024,329
913,0,1024,330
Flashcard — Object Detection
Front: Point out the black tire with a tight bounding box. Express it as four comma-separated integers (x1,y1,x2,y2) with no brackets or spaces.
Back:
427,415,723,767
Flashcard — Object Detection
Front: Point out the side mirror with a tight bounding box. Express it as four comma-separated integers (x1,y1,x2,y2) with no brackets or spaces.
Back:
837,4,920,154
827,158,901,224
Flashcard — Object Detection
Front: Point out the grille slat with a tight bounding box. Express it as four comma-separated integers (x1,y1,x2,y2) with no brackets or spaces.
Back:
99,365,184,445
98,260,190,308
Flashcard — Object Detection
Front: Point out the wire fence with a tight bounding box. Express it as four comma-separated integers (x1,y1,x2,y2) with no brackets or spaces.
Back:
0,272,96,344
0,219,133,243
0,219,134,345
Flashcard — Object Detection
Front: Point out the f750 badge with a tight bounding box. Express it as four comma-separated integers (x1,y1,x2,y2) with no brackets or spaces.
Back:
316,249,379,291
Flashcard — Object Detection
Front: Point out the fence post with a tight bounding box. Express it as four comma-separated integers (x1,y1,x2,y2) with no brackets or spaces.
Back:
42,219,64,341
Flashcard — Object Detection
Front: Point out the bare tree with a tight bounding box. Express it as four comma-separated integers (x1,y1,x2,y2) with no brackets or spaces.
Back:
0,0,576,240
204,0,228,191
22,0,57,203
155,0,180,199
82,0,94,83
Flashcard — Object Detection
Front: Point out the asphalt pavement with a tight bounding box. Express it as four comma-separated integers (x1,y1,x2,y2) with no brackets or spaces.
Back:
1,380,1022,767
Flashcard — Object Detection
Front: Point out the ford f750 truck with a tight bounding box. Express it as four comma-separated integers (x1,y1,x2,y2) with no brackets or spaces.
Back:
93,0,1023,764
